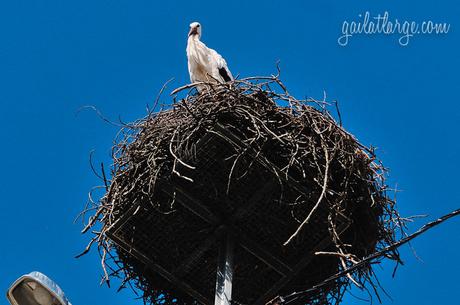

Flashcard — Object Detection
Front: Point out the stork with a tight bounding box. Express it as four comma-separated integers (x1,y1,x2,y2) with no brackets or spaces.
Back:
186,22,233,89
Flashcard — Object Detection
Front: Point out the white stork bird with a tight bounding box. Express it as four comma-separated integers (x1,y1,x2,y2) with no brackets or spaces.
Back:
186,22,233,89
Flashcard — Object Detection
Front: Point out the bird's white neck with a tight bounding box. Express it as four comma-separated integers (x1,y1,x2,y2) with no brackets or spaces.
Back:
186,33,208,68
187,35,203,56
188,34,201,42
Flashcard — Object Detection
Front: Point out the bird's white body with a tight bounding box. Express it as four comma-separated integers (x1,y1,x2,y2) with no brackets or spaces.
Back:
186,22,233,88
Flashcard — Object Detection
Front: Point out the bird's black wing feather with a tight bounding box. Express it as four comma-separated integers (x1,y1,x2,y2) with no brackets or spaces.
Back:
218,67,232,82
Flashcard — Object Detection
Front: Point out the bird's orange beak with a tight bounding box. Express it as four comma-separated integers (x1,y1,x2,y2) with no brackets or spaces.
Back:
188,27,198,36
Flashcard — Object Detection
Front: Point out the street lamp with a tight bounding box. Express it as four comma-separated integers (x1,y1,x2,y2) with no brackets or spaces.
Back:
6,271,71,305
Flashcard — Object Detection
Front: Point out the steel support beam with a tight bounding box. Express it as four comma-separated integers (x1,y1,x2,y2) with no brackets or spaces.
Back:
253,223,350,305
170,188,294,276
214,233,234,305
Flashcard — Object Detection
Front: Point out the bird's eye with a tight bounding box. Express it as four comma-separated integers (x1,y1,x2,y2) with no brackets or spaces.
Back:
197,24,200,27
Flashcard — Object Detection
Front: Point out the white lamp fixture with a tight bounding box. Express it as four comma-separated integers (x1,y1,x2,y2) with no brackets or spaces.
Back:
6,271,71,305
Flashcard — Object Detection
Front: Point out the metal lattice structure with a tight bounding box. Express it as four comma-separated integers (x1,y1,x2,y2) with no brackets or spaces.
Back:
106,125,349,305
81,78,401,305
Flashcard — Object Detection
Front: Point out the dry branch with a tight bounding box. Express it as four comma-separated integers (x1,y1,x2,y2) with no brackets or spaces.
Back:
278,207,460,305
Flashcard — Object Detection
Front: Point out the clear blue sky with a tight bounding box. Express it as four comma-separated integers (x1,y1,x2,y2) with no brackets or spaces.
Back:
0,1,459,305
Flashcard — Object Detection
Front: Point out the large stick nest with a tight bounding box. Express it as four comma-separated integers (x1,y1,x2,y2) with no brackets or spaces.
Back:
80,76,403,305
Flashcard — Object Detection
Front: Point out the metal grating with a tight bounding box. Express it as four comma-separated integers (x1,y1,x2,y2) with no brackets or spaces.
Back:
106,125,349,305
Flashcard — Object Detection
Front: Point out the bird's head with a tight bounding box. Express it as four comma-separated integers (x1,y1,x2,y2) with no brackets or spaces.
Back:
188,22,202,38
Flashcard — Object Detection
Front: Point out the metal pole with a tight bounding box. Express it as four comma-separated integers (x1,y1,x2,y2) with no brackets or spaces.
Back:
214,232,234,305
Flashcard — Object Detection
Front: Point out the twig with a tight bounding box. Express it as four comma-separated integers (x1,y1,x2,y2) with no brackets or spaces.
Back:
280,207,460,304
284,145,330,245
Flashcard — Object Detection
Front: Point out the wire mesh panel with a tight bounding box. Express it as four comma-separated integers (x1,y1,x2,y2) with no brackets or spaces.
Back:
106,126,348,305
82,79,400,305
